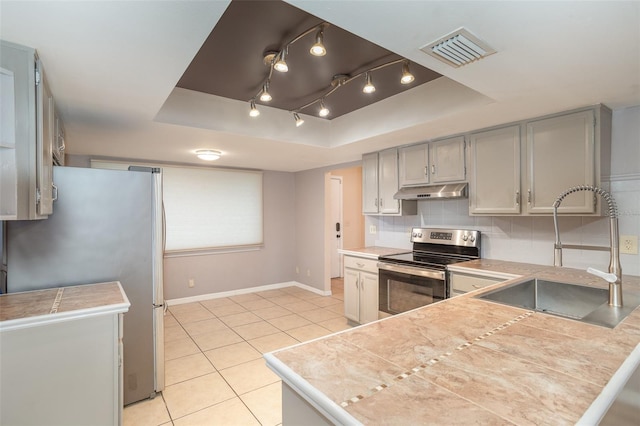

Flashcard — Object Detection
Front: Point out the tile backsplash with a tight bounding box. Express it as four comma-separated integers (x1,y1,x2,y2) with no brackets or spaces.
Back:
365,177,640,276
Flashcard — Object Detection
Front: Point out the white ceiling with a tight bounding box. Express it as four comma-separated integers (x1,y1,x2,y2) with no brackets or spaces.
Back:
1,1,639,172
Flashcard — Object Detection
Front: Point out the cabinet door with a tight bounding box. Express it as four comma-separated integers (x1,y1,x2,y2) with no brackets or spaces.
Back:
362,152,379,214
359,271,379,324
469,125,521,214
36,63,54,217
430,136,466,183
399,143,429,186
343,268,360,323
378,148,399,214
526,110,595,214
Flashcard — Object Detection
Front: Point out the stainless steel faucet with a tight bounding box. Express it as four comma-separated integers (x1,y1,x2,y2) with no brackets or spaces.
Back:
552,185,622,307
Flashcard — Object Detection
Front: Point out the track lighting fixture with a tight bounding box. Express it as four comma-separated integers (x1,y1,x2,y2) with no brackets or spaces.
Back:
401,60,415,85
260,81,272,102
274,48,288,72
362,72,375,94
319,99,330,117
250,22,418,125
310,29,326,56
249,100,260,117
293,113,304,127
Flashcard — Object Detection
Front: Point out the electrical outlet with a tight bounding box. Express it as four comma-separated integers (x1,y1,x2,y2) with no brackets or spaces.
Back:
620,235,638,255
188,278,195,288
369,225,377,234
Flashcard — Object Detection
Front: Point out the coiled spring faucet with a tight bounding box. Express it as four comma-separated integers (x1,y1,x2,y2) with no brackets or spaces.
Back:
553,185,622,307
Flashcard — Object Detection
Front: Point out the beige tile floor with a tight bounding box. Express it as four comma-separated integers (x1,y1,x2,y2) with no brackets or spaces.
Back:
124,278,351,426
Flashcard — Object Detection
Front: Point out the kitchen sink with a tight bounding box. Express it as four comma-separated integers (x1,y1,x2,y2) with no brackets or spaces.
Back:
476,278,640,328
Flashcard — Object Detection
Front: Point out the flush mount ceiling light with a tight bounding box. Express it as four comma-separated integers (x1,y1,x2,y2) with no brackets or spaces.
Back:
195,149,222,161
246,20,420,125
422,27,496,68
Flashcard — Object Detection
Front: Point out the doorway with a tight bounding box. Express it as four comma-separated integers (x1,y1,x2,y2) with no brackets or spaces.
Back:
330,176,343,278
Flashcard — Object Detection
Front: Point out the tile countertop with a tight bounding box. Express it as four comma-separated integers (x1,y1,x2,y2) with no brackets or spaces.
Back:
0,281,130,331
266,260,640,425
338,246,410,260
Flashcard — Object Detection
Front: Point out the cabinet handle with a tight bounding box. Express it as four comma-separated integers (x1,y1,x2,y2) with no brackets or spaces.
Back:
527,189,532,204
380,198,384,207
431,164,436,174
515,191,520,205
52,183,58,202
424,166,428,176
356,262,365,268
472,284,482,289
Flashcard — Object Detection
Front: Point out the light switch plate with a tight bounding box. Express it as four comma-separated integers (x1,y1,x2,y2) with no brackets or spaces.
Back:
369,225,377,234
620,235,638,255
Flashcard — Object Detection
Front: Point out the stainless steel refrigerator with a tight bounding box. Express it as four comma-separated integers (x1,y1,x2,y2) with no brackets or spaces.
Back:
4,165,164,405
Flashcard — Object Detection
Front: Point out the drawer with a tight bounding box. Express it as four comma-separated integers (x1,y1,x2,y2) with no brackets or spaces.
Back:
450,273,504,294
344,256,379,274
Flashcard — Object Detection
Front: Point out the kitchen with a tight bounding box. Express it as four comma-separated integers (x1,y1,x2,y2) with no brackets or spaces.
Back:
1,0,640,425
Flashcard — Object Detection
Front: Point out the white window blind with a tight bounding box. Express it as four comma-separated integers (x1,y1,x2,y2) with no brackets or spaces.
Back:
91,160,263,253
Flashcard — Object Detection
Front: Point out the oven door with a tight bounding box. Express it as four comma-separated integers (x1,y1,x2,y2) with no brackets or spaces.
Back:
377,263,446,315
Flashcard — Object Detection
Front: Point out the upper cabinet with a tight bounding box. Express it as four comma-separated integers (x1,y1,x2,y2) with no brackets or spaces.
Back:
526,109,601,214
399,143,428,186
468,125,522,214
399,137,466,187
468,106,611,216
429,136,466,183
1,41,59,220
362,149,417,216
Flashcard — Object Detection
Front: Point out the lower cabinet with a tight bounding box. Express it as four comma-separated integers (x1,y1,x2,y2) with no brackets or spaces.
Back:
450,271,507,297
0,283,128,426
343,256,379,324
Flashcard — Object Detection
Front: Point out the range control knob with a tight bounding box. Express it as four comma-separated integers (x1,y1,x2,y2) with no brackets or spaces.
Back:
462,235,468,241
470,236,476,243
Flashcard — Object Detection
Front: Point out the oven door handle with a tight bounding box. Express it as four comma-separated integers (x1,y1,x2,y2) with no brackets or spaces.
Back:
377,263,445,280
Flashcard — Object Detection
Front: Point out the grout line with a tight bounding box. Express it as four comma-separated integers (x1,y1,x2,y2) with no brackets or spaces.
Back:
338,311,535,408
142,282,346,425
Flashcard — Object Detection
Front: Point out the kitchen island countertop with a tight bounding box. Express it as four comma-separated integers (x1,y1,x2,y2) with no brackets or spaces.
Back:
267,261,640,424
0,281,130,331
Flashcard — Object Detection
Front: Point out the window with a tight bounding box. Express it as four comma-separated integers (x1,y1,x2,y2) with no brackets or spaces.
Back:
91,160,263,254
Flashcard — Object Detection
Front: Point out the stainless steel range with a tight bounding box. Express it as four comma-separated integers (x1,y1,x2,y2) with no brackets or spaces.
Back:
377,227,481,315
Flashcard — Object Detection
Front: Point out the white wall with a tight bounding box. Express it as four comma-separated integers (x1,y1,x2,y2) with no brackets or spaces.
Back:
366,106,640,276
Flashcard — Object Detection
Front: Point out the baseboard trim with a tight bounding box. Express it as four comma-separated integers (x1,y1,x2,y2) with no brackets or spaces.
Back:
166,281,331,306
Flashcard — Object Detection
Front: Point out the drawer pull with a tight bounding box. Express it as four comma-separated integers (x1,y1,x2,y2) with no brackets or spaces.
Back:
356,262,365,268
472,284,482,289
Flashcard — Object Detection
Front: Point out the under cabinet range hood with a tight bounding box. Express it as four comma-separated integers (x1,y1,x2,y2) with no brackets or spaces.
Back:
394,183,468,200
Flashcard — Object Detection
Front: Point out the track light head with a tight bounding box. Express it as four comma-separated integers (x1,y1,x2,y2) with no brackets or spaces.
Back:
274,49,288,72
310,29,326,56
319,99,330,117
249,100,260,117
363,72,376,94
401,60,415,85
293,113,304,127
260,81,272,102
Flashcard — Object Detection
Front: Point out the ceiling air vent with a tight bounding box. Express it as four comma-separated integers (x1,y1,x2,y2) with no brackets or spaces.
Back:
421,27,496,68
